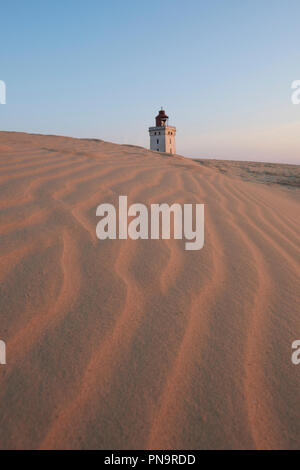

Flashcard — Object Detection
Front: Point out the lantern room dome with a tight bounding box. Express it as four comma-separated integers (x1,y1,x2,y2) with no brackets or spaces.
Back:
155,109,169,127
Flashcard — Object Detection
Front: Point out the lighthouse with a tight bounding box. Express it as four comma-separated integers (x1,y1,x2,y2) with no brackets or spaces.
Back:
149,108,176,154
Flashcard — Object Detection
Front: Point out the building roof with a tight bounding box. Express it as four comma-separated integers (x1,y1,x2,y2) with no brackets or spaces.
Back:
155,109,169,126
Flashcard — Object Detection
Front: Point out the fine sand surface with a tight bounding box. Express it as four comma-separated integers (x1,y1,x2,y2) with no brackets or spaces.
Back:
0,131,299,450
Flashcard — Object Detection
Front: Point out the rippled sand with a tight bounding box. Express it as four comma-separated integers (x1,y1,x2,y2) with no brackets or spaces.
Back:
0,131,299,449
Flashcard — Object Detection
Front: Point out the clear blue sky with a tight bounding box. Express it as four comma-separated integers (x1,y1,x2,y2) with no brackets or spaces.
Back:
1,0,300,163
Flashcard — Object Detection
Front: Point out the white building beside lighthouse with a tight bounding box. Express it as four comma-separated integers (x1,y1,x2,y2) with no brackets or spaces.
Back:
149,108,176,154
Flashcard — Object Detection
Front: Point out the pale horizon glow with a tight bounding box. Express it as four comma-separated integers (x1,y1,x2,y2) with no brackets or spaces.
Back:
1,0,300,165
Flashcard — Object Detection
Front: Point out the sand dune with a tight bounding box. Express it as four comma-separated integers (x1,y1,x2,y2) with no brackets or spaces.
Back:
0,131,299,449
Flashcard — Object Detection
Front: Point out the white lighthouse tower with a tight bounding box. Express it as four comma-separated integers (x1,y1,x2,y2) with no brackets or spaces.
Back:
149,108,176,154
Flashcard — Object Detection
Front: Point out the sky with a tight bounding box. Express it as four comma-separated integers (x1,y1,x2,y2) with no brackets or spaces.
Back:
1,0,300,164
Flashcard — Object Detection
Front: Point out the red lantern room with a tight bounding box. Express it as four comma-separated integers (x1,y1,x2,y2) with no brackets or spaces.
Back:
155,108,169,127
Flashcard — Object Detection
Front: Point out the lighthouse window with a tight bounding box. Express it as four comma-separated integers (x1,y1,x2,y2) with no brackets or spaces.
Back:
157,139,159,144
